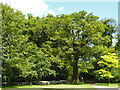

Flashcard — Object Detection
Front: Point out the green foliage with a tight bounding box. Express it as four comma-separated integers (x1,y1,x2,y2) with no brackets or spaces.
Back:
1,3,117,84
2,4,55,82
96,53,119,83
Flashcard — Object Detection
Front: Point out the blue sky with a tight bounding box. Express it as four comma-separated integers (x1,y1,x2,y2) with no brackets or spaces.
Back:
44,2,118,21
2,0,118,21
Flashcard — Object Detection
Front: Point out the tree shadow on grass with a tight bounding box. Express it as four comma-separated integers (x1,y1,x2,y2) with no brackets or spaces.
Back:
2,88,97,90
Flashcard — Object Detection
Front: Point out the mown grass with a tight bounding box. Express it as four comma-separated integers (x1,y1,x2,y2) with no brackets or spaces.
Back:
2,83,94,89
95,83,119,88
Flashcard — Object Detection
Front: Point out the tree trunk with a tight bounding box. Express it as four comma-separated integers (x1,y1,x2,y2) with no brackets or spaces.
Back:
71,33,79,83
72,53,79,83
108,78,110,85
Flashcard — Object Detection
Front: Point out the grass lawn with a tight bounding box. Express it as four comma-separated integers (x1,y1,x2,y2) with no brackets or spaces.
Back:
2,83,94,89
95,83,119,88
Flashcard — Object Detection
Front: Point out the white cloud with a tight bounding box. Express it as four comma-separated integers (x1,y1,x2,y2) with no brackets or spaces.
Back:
1,0,48,17
59,7,64,12
46,10,56,16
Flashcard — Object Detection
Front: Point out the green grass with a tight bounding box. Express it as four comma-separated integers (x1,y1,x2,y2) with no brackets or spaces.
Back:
95,83,119,88
2,83,94,88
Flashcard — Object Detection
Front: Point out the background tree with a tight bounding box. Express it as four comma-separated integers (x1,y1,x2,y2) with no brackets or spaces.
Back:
2,4,55,84
96,53,118,84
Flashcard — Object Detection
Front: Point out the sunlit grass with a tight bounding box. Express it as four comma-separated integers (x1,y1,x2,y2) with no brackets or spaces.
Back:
2,83,94,88
95,83,119,88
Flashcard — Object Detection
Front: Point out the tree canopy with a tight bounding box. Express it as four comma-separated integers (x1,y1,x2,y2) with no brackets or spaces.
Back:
1,3,119,84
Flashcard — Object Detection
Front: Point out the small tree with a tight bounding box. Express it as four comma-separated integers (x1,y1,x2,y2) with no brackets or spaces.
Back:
96,53,118,84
